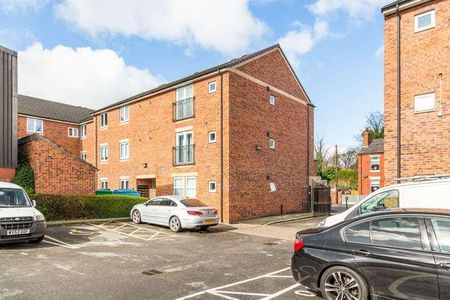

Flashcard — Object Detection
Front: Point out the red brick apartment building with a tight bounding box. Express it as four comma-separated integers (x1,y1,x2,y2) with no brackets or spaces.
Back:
382,0,450,183
358,129,385,195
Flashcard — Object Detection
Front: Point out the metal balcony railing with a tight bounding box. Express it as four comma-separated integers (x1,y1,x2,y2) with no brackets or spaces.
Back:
173,144,195,166
173,97,195,121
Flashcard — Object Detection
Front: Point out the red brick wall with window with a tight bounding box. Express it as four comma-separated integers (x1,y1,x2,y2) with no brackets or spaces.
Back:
358,153,385,195
384,1,450,184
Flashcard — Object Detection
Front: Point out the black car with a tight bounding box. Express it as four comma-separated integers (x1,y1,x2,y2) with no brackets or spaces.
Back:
291,209,450,300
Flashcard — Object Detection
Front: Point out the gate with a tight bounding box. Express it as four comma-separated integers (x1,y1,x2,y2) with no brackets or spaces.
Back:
309,186,331,217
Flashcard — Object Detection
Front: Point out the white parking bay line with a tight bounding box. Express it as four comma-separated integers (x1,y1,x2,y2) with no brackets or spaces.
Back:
44,236,79,249
260,283,300,300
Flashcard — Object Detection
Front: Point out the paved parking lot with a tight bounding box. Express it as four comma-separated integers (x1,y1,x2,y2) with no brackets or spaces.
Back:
0,218,324,300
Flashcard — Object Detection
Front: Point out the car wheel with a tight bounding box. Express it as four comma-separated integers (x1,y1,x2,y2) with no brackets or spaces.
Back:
30,235,44,244
169,216,182,232
132,210,142,224
320,266,369,300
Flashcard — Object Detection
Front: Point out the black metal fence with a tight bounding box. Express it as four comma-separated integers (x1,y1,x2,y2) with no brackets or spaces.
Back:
172,97,195,121
172,144,195,166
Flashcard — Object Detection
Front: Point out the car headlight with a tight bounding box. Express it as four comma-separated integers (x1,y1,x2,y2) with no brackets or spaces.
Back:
35,214,46,222
318,220,326,227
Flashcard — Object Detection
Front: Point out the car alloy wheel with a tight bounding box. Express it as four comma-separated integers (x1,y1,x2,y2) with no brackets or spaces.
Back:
132,210,141,224
169,216,182,232
321,266,368,300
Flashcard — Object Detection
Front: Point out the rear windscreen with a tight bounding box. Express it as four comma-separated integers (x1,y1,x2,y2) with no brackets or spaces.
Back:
181,199,207,207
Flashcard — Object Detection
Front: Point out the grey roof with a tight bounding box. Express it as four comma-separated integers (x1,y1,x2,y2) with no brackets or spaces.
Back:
94,44,312,113
381,0,427,12
18,95,94,124
359,139,384,155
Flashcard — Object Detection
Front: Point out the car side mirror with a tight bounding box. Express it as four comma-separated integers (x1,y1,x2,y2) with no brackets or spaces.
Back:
32,200,36,207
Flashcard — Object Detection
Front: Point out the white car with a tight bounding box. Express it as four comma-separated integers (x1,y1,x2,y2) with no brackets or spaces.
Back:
320,177,450,228
0,181,46,243
130,196,219,232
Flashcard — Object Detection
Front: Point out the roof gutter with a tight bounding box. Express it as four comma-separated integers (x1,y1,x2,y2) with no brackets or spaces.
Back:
382,0,430,15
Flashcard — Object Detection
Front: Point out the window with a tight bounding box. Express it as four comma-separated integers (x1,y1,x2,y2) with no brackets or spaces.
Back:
175,85,194,120
269,182,277,192
209,181,217,193
370,178,381,193
100,144,108,162
370,155,380,172
120,106,129,123
269,95,276,106
414,93,435,113
80,151,87,161
173,176,196,198
360,190,399,214
209,81,216,93
175,131,194,165
208,131,216,143
431,218,450,254
415,10,435,32
80,124,87,137
346,221,371,244
68,127,79,138
119,140,129,160
371,217,422,250
269,138,276,149
100,113,108,128
100,178,108,189
26,118,43,134
120,179,129,190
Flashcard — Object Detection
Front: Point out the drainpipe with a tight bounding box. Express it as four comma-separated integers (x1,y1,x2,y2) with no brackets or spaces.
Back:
396,2,402,179
220,72,224,223
306,104,310,211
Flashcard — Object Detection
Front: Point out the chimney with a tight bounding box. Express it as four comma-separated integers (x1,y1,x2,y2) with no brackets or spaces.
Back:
363,129,370,147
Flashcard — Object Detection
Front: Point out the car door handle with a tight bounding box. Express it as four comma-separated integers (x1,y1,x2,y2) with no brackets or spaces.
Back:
439,263,450,269
353,249,371,256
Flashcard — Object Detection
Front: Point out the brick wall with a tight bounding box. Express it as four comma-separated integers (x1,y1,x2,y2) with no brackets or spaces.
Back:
80,120,96,165
18,115,81,155
358,153,385,195
0,168,15,181
384,0,450,183
19,135,96,196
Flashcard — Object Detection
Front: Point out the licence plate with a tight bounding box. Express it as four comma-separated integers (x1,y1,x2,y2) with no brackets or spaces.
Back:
7,229,30,236
203,219,216,225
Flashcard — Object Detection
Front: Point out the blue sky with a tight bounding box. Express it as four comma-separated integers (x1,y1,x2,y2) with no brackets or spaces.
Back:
0,0,389,148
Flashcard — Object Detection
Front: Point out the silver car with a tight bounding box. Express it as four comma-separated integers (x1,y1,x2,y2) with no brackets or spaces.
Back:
130,196,219,232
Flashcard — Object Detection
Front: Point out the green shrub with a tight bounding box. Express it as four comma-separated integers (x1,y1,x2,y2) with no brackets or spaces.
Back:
33,194,147,221
12,156,35,195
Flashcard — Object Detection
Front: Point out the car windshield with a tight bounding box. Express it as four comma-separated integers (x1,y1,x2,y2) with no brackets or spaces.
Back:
180,199,207,207
360,190,399,214
0,188,31,208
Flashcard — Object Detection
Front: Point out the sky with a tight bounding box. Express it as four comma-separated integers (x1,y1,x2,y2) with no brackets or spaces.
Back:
0,0,391,148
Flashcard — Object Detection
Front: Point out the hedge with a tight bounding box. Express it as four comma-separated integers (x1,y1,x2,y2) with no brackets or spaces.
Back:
33,194,147,221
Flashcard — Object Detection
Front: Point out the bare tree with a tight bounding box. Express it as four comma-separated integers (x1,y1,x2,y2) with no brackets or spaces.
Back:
355,111,385,144
340,148,358,169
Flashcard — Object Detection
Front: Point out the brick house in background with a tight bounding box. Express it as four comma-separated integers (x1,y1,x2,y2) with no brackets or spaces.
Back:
382,0,450,183
358,129,384,195
82,44,315,223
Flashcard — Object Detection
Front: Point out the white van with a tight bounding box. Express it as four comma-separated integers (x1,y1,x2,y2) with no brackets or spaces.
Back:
0,181,46,243
319,177,450,227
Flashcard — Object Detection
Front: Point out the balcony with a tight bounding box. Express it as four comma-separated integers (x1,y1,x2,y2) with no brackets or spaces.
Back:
173,97,195,121
173,144,195,166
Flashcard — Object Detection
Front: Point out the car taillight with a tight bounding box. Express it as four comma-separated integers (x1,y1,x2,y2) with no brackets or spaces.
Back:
294,238,305,252
187,210,203,216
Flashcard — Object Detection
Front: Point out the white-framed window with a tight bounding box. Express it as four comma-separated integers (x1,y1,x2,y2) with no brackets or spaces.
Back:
269,95,276,106
209,81,216,93
173,176,196,198
415,10,435,33
80,151,87,161
370,155,380,172
175,130,194,165
120,105,129,123
100,144,108,162
100,113,108,128
208,131,216,143
120,178,129,190
119,140,129,160
370,177,381,193
80,124,87,137
175,84,194,120
208,181,217,193
269,138,276,149
414,93,435,113
100,178,108,189
269,182,277,192
68,127,79,138
26,118,43,134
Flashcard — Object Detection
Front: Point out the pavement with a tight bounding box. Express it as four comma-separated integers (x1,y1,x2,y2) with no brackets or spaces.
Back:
0,216,327,300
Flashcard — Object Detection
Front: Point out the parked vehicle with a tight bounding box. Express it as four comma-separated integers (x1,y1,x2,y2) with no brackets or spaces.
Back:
112,189,140,197
130,196,219,232
320,177,450,227
292,209,450,300
0,181,46,244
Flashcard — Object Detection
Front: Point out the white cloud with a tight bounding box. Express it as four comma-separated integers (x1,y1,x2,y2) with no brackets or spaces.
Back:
278,20,329,68
55,0,267,55
18,43,164,109
375,45,384,57
308,0,392,21
0,0,47,13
